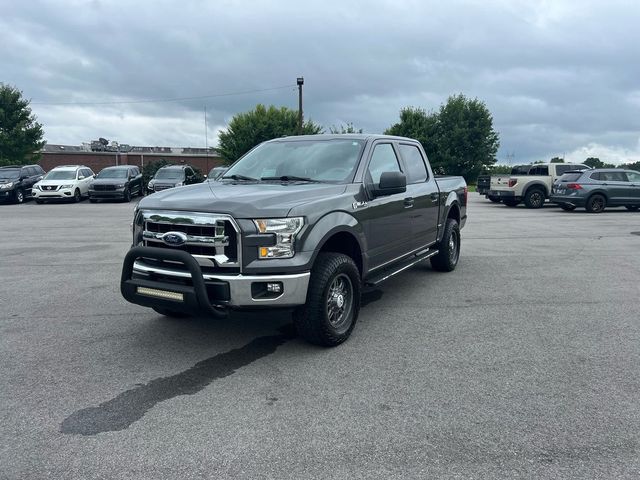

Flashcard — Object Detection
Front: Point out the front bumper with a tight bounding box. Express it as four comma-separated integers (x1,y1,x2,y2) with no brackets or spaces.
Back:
0,190,15,200
33,188,75,199
89,189,126,199
121,246,310,316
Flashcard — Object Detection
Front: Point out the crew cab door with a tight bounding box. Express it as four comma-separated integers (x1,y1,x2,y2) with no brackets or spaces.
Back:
397,143,439,248
626,171,640,205
360,142,413,270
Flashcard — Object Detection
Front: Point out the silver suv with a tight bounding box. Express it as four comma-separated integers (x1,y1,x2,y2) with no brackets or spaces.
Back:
550,169,640,213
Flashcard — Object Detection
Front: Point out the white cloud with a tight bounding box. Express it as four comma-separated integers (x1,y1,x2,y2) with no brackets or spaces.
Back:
564,141,640,165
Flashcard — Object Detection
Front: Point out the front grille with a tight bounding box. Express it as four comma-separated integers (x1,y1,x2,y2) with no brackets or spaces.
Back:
141,211,240,270
154,184,173,191
43,185,58,191
94,184,116,191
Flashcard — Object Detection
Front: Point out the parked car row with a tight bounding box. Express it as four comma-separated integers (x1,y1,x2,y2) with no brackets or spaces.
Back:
1,163,227,205
481,163,640,213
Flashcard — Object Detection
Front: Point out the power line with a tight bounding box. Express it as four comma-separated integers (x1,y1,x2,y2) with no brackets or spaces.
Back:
31,84,297,106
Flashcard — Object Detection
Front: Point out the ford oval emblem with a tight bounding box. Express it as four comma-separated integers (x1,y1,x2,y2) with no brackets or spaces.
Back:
161,231,188,247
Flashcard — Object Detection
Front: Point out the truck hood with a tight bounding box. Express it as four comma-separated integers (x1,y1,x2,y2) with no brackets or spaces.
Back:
138,181,348,218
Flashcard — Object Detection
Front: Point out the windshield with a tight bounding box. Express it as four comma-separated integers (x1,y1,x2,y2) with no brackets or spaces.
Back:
97,169,127,179
0,169,20,180
44,170,77,180
224,139,365,183
558,172,583,182
155,169,183,180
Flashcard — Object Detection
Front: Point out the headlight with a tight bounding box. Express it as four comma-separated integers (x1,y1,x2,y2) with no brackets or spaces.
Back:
116,183,125,188
32,184,40,190
175,182,183,187
0,182,14,189
148,181,155,189
60,184,74,189
253,217,304,259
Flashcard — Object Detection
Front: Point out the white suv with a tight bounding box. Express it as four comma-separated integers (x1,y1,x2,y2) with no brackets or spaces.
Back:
33,165,95,203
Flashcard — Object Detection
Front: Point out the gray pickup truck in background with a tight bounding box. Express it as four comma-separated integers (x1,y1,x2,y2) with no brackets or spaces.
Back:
121,135,467,346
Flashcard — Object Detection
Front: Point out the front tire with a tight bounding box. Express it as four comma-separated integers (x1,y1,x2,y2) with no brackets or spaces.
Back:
586,194,606,213
73,189,81,203
293,252,361,347
524,188,545,209
14,189,24,204
430,218,461,272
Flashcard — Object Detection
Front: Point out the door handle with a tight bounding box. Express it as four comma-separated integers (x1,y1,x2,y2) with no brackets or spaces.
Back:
430,193,439,202
404,197,414,208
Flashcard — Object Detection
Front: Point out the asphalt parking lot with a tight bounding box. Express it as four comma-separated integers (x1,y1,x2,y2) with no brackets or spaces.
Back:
2,194,640,479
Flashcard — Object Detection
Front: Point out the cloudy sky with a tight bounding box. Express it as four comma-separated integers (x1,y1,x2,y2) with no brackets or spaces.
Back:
2,0,639,164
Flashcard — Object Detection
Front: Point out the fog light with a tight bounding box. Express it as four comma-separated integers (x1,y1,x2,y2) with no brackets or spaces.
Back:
137,286,184,302
267,282,282,293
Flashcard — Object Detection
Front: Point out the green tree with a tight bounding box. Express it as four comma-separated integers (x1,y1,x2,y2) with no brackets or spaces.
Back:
217,104,323,164
0,84,45,165
584,157,603,168
329,122,363,134
385,94,500,180
550,157,564,163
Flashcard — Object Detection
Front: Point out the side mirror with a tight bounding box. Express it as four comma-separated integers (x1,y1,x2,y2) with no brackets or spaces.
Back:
78,175,85,180
372,171,407,197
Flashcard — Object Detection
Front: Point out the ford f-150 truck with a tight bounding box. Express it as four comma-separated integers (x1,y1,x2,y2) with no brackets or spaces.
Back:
488,162,590,208
121,135,467,346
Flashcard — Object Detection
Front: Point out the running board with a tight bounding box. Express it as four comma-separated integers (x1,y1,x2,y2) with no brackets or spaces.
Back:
365,248,439,287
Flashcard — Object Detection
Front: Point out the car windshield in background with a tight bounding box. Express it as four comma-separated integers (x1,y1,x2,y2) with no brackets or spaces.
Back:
155,170,183,180
0,169,21,180
97,169,128,179
559,173,583,182
44,170,76,180
224,139,366,183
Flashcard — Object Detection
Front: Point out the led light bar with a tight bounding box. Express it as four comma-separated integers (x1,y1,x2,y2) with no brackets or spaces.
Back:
137,286,184,302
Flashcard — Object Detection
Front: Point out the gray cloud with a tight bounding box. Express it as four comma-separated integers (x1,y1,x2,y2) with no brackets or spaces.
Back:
2,0,639,164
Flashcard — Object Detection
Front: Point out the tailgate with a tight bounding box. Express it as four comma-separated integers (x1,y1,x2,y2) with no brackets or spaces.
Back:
490,175,511,190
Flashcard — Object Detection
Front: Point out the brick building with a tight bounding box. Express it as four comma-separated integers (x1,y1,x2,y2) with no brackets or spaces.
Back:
40,144,225,174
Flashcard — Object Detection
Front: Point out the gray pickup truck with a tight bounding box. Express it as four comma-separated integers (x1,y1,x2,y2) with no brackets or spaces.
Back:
121,135,467,346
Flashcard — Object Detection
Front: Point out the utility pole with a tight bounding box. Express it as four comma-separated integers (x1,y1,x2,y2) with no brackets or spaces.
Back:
297,77,304,135
204,105,208,151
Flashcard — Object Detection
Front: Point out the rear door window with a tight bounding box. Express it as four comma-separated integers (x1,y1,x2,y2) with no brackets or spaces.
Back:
530,165,549,175
602,171,628,182
555,165,579,175
626,171,640,182
590,172,602,181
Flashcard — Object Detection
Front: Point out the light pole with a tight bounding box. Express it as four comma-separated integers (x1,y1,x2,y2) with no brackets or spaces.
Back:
297,77,304,135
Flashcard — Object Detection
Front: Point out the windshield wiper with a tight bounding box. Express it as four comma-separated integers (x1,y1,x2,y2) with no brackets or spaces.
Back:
260,175,321,182
221,174,259,182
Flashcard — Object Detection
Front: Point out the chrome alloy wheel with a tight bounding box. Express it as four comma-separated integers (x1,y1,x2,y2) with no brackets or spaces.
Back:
326,273,354,329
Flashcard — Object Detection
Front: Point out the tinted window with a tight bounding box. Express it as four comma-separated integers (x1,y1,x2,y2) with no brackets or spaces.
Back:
186,168,194,177
601,171,628,182
555,164,577,175
626,171,640,182
559,173,583,182
367,144,401,185
511,165,531,175
530,165,549,175
399,144,428,183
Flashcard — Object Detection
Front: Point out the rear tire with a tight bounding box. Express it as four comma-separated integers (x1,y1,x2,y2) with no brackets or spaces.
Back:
503,199,519,207
560,204,576,211
152,307,191,318
430,218,461,272
123,188,131,202
524,188,545,209
625,205,639,211
293,252,361,347
586,194,606,213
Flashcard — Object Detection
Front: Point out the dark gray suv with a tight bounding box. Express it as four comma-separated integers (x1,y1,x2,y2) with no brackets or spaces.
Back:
550,169,640,213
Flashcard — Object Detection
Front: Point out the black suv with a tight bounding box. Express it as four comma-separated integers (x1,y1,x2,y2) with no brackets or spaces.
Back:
147,165,200,193
89,166,144,202
0,164,45,204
